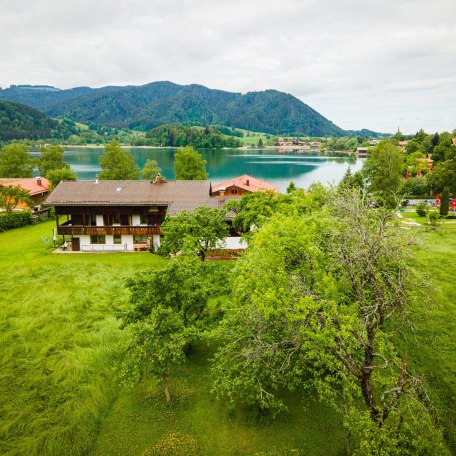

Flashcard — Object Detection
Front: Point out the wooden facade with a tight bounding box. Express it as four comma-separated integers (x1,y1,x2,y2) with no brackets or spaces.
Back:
55,205,167,237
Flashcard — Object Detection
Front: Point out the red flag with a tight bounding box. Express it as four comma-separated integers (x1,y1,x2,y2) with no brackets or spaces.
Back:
436,194,440,206
405,170,410,180
452,198,456,209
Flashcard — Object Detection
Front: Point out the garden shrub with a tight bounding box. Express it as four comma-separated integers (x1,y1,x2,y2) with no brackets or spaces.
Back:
0,211,33,232
416,202,428,217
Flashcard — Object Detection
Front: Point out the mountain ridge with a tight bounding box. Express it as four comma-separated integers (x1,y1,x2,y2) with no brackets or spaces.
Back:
0,99,78,141
0,82,380,137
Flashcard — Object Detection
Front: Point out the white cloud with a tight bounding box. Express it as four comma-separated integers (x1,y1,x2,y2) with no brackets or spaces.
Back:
1,0,455,133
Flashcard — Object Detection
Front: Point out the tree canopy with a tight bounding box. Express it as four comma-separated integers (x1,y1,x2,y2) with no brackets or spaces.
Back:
159,206,229,261
211,187,448,453
38,145,69,176
0,185,32,212
46,167,77,189
0,143,33,178
119,258,228,402
141,159,161,180
98,140,139,180
363,141,404,208
173,146,208,180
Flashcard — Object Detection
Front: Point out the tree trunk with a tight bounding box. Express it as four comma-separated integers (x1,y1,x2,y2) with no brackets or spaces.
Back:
360,376,380,423
163,377,171,403
345,430,351,456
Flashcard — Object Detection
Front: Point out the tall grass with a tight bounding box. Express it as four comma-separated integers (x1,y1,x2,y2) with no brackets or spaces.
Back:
0,221,165,455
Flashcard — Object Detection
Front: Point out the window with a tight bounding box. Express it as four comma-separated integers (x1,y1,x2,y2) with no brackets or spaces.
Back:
231,189,237,195
90,235,106,244
113,234,122,244
112,214,121,225
90,215,97,226
133,235,148,244
140,214,148,225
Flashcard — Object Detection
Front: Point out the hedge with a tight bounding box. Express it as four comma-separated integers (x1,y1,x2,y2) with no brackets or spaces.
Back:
0,211,34,232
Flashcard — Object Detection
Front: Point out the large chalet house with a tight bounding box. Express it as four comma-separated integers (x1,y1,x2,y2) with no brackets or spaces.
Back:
45,175,276,252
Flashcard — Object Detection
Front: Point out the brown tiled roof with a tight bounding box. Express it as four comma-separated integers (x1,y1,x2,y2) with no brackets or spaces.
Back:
0,177,50,195
212,174,279,193
45,180,219,214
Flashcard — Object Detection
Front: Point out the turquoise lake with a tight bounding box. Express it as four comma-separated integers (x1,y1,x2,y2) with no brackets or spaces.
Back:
57,147,364,193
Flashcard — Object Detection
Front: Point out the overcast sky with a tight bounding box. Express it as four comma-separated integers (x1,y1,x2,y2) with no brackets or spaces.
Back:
1,0,455,134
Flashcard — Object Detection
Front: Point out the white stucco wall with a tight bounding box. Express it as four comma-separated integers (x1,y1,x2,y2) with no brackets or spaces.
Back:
74,234,134,251
218,236,247,249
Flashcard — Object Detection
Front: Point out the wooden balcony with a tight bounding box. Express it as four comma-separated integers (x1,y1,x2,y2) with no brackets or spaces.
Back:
58,222,161,236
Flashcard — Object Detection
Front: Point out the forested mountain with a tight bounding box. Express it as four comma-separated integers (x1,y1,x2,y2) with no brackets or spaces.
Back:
0,100,78,141
0,82,346,136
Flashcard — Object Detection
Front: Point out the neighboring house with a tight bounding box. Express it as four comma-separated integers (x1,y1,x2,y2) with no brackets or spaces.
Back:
211,174,279,198
355,147,369,157
0,177,50,210
452,138,456,147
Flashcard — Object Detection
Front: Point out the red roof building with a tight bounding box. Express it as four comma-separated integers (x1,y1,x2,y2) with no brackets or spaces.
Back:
211,175,279,197
0,177,50,208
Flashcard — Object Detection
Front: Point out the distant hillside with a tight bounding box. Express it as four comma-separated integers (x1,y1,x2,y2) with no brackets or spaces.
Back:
0,100,77,141
0,82,347,137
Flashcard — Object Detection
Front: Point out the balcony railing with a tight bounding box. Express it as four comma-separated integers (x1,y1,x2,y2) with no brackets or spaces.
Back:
58,222,161,236
81,244,128,252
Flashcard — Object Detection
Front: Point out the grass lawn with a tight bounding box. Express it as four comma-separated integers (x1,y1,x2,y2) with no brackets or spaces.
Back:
0,221,166,456
398,230,456,450
1,221,455,454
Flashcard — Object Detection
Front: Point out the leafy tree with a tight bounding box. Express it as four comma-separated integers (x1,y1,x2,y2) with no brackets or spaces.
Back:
224,190,285,235
212,188,448,453
286,181,297,193
98,140,139,180
119,258,217,401
428,160,456,194
46,167,77,189
0,185,32,212
432,133,455,162
432,132,440,148
38,145,69,176
119,306,187,403
0,143,33,178
363,141,404,208
141,159,161,180
440,187,450,216
403,175,430,197
159,206,229,261
174,146,208,180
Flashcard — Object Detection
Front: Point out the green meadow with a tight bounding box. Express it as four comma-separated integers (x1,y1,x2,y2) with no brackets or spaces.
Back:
0,221,455,455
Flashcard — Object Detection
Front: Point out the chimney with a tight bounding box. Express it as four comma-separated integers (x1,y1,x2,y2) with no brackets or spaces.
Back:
218,188,225,202
36,176,42,186
246,179,250,186
95,179,99,184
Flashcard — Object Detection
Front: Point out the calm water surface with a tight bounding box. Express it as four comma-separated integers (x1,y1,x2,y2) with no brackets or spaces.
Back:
59,147,364,193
